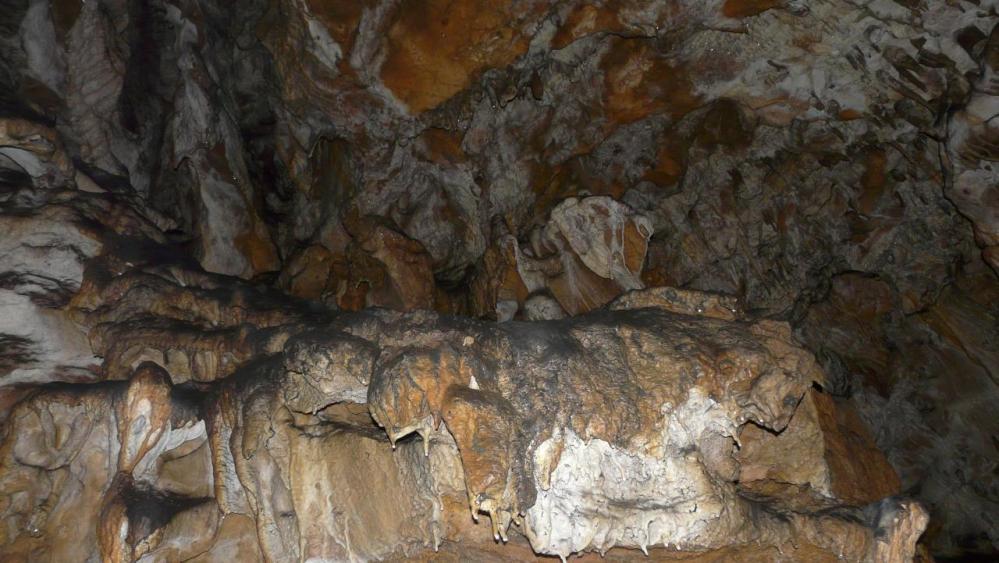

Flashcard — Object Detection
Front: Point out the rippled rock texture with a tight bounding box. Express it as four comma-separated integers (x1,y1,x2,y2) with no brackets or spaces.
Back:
1,0,998,560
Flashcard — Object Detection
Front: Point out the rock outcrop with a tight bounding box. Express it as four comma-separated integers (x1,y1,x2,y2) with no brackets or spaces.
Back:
0,176,927,561
472,196,654,320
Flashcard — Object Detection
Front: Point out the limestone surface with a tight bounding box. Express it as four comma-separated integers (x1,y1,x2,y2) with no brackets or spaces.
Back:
1,0,997,560
0,181,924,561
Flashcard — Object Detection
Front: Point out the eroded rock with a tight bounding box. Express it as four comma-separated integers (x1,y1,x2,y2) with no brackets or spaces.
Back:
738,387,901,507
1,0,995,559
0,206,929,560
470,197,654,320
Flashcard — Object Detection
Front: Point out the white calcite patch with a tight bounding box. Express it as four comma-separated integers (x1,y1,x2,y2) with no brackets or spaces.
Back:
0,211,102,384
19,0,66,95
0,290,100,385
546,196,652,290
0,213,101,298
525,423,740,558
659,387,739,454
304,15,344,70
524,389,749,559
133,420,209,486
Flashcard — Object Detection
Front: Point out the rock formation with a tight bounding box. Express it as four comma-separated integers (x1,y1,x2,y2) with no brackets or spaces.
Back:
0,187,929,560
1,0,998,561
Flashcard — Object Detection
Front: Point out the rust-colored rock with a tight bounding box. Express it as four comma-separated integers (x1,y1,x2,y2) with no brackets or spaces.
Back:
342,215,437,311
722,0,782,19
601,38,701,125
277,215,438,313
469,235,530,320
379,0,545,113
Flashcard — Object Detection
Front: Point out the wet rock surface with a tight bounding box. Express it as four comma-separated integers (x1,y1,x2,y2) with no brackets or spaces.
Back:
1,0,997,560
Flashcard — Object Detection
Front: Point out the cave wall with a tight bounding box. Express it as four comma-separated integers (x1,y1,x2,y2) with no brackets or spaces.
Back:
0,0,997,560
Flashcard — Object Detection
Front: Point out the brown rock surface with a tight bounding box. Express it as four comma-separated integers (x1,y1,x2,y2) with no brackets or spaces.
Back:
738,388,901,507
468,196,655,320
0,188,929,560
379,0,548,114
278,217,438,312
2,0,998,560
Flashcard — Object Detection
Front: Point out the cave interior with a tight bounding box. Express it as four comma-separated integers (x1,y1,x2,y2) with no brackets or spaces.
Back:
0,1,997,562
